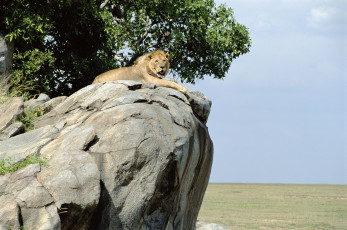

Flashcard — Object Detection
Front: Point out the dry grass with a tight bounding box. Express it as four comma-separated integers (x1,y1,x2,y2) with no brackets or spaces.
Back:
198,183,347,229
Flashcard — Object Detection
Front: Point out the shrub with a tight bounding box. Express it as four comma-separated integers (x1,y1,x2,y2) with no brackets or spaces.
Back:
0,155,48,175
17,106,46,132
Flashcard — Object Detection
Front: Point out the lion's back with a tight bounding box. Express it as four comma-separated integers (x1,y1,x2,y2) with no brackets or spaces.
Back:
93,66,142,84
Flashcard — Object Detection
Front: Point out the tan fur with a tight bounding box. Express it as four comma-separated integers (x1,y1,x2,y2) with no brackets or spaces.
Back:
92,50,186,93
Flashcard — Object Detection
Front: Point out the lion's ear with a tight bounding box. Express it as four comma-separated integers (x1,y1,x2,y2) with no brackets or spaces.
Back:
165,53,169,59
148,54,153,59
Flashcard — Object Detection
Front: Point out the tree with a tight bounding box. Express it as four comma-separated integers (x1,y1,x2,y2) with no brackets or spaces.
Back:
0,0,251,97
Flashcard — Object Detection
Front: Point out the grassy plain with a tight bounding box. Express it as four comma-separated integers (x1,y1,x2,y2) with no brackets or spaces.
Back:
198,183,347,229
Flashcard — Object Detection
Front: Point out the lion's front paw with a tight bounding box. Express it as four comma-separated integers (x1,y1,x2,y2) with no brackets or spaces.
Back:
178,85,187,94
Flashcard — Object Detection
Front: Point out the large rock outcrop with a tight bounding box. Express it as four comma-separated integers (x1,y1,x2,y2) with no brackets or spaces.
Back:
0,80,213,229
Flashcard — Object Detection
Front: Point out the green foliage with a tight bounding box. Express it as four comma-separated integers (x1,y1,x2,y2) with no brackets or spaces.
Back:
1,79,36,103
0,155,48,175
16,106,46,132
11,49,55,97
0,87,10,105
1,0,113,97
107,0,251,83
1,84,46,131
0,86,28,106
1,0,251,96
0,73,38,103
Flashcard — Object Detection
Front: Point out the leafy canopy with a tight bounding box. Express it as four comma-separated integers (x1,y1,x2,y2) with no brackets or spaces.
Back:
0,0,251,97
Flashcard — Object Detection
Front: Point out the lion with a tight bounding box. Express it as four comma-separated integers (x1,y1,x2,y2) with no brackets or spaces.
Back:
92,50,186,93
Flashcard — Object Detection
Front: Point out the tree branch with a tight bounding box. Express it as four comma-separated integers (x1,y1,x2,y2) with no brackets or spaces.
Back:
136,17,154,50
99,0,110,9
126,52,142,67
114,54,125,62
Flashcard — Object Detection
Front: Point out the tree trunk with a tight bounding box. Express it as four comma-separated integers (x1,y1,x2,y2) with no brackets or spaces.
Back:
0,31,14,92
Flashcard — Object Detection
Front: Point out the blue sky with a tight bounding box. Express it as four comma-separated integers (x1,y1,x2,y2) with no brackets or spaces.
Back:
184,0,346,184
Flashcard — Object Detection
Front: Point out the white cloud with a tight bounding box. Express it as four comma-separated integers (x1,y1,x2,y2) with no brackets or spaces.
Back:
254,20,272,31
308,7,335,27
310,7,331,21
307,3,347,31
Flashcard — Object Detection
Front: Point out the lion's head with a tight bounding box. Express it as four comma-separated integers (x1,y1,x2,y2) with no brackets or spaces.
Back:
135,50,170,79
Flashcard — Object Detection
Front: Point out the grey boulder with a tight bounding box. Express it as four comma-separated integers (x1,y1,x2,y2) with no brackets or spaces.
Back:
0,80,213,229
24,93,50,112
196,221,230,230
0,97,24,132
0,122,24,141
